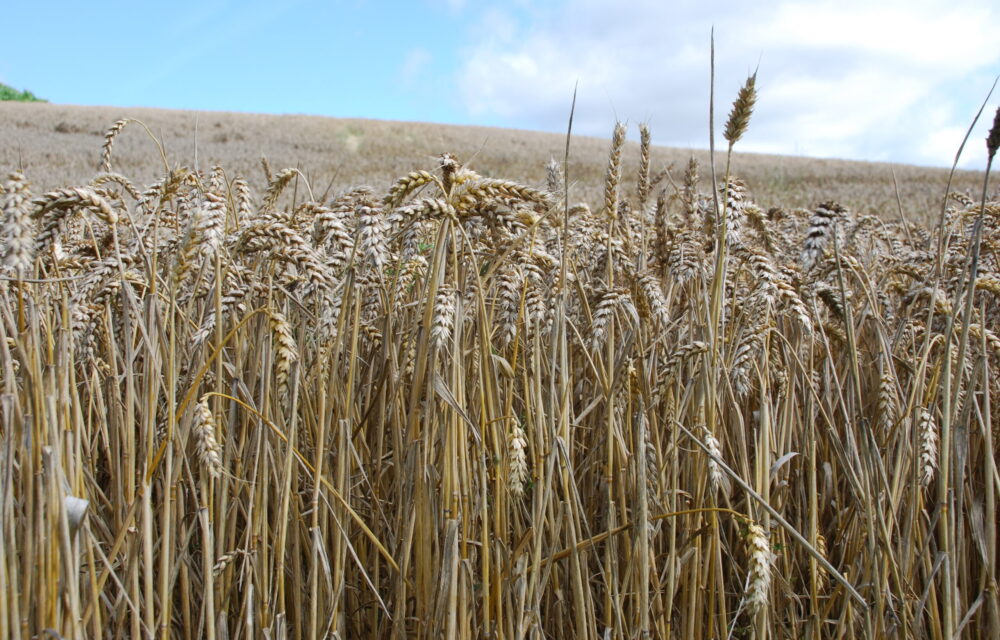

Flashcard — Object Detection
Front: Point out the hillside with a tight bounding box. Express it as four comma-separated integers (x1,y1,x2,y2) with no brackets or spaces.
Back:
0,101,988,226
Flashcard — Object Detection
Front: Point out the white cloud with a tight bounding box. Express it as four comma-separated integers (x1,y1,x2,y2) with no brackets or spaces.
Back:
759,1,995,71
456,0,1000,168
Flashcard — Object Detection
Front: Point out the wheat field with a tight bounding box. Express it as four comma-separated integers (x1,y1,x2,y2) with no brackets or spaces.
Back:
1,101,987,227
1,89,1000,640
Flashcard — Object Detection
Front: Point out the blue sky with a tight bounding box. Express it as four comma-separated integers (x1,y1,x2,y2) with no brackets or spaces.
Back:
3,0,999,169
2,1,474,123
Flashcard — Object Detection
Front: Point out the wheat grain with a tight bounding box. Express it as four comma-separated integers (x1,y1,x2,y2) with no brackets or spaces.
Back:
268,310,299,403
720,177,749,246
724,72,757,145
987,106,1000,162
100,118,129,173
35,186,119,224
975,276,1000,298
431,286,456,351
731,325,765,398
635,272,669,329
232,176,253,223
384,170,437,208
175,192,227,289
637,124,652,212
700,425,728,494
919,408,938,487
261,167,299,215
776,287,813,336
355,199,389,275
878,370,897,433
745,521,773,613
495,265,523,348
546,157,562,196
455,179,553,211
801,202,845,270
1,172,35,276
237,219,332,290
508,421,529,498
603,122,627,220
91,172,141,203
193,396,224,478
967,323,1000,359
667,231,706,285
590,288,626,351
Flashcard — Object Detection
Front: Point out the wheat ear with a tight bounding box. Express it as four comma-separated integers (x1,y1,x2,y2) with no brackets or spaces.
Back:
919,408,938,487
603,122,627,220
723,72,757,146
101,118,129,173
508,422,529,498
1,172,35,276
745,521,773,613
637,124,651,212
193,396,224,478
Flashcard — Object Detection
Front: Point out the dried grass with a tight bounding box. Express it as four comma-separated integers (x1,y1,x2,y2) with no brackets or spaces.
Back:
1,93,999,640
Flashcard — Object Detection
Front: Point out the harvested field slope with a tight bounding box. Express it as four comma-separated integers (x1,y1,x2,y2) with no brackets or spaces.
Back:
0,101,986,225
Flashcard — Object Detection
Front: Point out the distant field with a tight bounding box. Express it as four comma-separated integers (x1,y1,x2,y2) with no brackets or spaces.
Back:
0,101,986,226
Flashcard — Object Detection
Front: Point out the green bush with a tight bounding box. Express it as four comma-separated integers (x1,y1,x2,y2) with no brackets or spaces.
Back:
0,83,46,102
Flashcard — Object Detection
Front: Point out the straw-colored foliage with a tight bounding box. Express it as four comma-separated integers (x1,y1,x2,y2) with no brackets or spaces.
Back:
1,103,1000,640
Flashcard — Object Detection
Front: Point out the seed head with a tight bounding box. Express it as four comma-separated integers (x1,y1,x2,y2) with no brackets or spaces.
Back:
745,522,773,613
603,122,627,220
987,106,1000,162
724,72,757,146
194,397,223,478
508,423,529,498
919,409,938,487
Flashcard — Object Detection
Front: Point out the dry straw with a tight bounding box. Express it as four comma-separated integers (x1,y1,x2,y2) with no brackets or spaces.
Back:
4,71,1000,639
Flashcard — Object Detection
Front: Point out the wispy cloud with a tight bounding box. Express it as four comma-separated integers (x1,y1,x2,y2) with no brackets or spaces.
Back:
400,48,433,86
457,0,1000,167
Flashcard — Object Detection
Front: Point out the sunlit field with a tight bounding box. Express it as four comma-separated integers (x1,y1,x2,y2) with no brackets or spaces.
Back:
1,85,999,639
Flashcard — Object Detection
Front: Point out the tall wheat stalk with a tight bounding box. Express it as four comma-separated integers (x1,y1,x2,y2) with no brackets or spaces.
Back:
0,73,998,640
